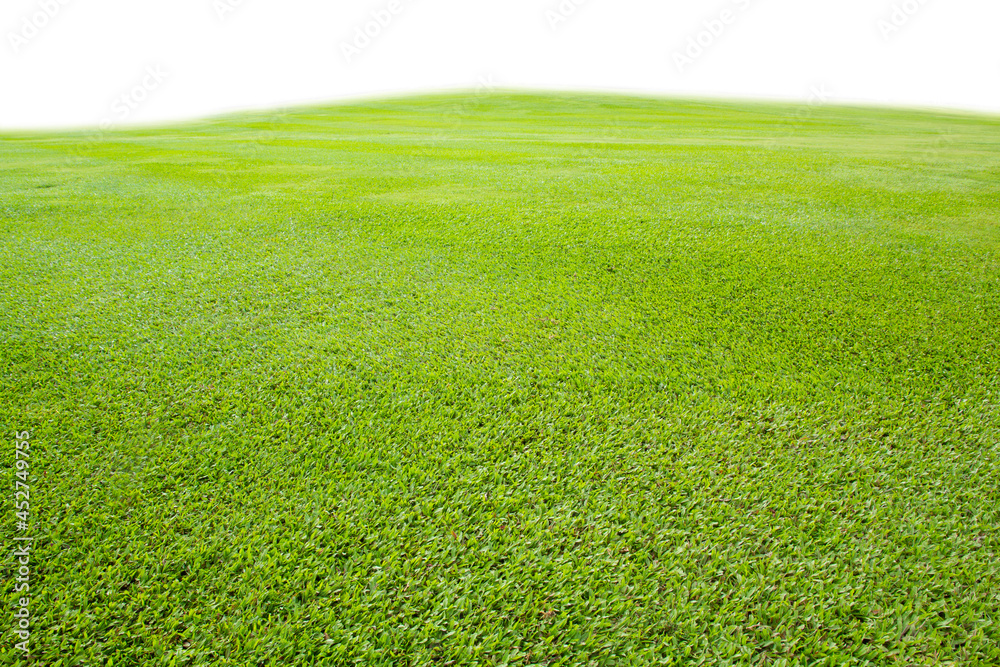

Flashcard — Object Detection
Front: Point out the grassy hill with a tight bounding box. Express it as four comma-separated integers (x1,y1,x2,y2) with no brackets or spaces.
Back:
1,92,999,665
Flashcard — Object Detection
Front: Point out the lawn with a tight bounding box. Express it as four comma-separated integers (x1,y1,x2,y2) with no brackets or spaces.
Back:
1,92,999,665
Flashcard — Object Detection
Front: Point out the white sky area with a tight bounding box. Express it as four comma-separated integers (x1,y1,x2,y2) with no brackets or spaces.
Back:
1,0,998,129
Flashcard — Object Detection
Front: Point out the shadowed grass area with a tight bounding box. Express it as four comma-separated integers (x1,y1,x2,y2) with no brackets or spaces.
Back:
1,92,999,665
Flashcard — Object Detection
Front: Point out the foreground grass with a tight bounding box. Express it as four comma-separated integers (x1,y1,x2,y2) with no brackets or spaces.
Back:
1,92,999,665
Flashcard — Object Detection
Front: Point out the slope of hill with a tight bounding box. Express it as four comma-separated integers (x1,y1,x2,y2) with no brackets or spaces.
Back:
2,92,998,665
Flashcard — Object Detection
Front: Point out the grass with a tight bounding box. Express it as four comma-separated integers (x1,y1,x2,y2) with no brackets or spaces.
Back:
1,91,999,665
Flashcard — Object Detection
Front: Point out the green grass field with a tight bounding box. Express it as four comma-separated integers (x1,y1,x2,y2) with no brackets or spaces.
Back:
2,92,999,665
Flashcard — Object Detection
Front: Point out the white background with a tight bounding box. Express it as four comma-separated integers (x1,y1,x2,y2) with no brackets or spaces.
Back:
2,0,998,129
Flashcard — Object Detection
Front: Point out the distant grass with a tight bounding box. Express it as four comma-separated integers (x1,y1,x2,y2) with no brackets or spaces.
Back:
1,91,999,666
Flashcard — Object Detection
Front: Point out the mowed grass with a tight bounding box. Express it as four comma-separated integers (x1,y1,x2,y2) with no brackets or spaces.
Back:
1,92,999,665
